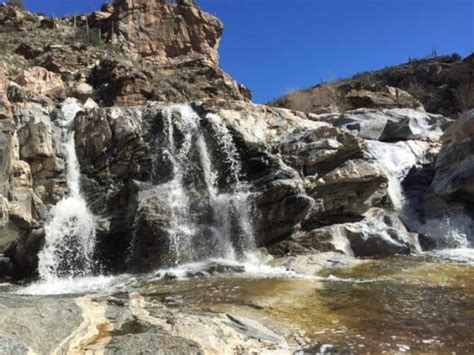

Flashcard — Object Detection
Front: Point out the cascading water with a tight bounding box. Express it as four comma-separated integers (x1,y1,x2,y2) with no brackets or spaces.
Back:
37,99,97,281
206,113,256,258
136,104,256,268
366,140,473,260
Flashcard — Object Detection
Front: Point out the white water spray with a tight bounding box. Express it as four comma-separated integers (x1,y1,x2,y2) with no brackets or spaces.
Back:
37,99,97,281
138,105,256,267
366,140,472,257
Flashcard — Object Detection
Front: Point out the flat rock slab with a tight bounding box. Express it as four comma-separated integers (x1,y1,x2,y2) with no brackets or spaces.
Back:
0,295,83,354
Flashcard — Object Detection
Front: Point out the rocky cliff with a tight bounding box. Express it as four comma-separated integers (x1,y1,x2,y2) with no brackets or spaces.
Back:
0,1,473,281
0,1,250,107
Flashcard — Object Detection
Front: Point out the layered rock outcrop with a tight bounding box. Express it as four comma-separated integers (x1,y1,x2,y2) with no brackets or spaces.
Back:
0,1,250,109
69,99,425,272
91,0,222,66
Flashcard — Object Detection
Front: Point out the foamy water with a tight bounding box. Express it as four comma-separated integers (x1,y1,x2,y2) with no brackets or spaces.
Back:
16,275,135,296
426,248,474,264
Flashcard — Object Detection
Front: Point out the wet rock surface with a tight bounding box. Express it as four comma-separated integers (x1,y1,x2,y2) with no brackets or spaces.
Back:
324,108,451,142
71,100,396,272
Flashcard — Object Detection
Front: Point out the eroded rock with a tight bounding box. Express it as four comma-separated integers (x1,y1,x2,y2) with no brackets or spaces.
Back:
17,67,65,100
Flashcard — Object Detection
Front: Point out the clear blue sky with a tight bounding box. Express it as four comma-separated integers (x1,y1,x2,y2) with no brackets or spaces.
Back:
24,0,474,103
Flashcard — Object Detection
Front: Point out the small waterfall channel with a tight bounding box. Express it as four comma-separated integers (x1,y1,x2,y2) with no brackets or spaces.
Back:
134,105,256,267
366,140,473,261
30,101,259,293
37,99,97,281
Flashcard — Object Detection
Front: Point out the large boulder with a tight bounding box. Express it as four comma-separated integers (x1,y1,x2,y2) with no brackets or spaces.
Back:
268,208,421,258
430,110,474,203
341,208,421,257
89,59,152,107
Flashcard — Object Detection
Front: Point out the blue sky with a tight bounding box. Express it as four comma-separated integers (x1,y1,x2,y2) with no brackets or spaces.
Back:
24,0,474,103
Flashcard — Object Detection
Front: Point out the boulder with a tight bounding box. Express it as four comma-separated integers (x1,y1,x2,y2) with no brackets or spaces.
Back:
269,207,421,259
15,42,43,60
89,59,152,107
430,110,474,202
127,192,177,272
8,160,33,229
341,208,421,257
71,81,94,101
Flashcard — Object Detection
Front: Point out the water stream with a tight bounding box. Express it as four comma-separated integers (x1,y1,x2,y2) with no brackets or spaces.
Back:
37,99,97,281
134,105,256,267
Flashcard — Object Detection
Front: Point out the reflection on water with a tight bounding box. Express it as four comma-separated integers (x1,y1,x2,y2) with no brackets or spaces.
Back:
142,255,474,353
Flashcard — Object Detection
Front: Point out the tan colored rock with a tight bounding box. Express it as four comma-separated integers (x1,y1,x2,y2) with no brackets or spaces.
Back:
84,98,99,110
92,0,223,66
0,195,8,228
72,81,94,100
8,193,32,228
18,66,65,99
8,160,33,229
346,85,425,111
0,61,12,121
11,161,32,189
17,103,55,159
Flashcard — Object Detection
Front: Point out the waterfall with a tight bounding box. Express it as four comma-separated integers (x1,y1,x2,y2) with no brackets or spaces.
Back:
366,140,472,252
37,99,97,281
206,113,256,258
365,141,416,211
138,104,256,267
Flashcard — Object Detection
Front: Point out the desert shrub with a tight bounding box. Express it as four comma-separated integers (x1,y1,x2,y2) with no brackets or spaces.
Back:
7,0,25,10
455,82,474,112
75,27,105,47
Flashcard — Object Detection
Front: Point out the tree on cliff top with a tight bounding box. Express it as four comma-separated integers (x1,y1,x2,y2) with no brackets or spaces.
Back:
7,0,25,10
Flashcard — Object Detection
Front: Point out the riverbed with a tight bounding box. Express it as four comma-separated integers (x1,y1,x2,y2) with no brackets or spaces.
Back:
0,251,473,353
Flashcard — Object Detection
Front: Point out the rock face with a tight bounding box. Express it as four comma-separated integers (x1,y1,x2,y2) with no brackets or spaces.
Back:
86,0,252,104
325,108,451,142
0,62,49,278
0,1,250,110
431,110,474,202
93,0,222,66
71,99,393,272
345,86,425,111
0,0,251,279
18,67,65,100
0,2,467,281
